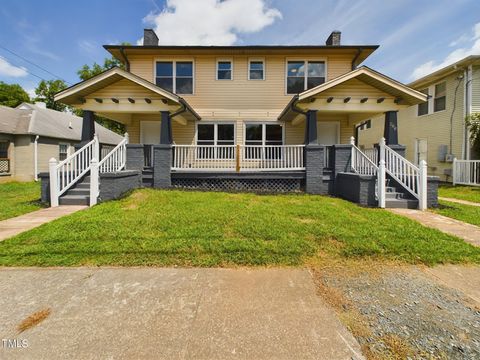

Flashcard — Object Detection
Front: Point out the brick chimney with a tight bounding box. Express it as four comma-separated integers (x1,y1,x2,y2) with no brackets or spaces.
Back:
143,29,159,46
326,31,341,46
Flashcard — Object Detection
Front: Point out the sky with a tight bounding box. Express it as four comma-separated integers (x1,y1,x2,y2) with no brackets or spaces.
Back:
1,0,480,97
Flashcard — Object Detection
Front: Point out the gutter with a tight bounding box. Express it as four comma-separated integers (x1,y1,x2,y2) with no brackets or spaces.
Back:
34,135,39,181
351,48,363,70
277,95,308,121
171,98,201,121
119,47,130,72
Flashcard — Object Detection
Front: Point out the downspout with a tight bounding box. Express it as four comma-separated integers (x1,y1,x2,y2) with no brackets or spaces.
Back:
289,95,308,116
119,47,130,72
34,135,39,181
351,48,363,70
465,65,473,160
171,101,187,119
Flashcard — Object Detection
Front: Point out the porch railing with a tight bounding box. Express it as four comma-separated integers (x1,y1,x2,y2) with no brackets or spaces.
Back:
363,148,378,165
172,144,305,171
350,140,378,176
98,136,128,173
453,158,480,186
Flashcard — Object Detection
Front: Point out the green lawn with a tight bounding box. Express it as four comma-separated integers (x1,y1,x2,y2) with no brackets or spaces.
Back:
0,182,44,221
432,200,480,227
439,184,480,203
0,189,478,267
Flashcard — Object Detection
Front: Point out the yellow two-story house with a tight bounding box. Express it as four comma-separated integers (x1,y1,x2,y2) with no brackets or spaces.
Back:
51,29,432,209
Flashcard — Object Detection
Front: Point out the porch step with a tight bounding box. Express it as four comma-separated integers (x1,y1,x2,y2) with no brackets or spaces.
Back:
59,194,90,206
385,191,406,200
64,187,90,196
385,198,419,209
142,167,153,188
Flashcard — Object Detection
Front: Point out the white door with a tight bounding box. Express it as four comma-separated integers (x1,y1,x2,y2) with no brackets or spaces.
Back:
140,121,161,144
317,122,340,145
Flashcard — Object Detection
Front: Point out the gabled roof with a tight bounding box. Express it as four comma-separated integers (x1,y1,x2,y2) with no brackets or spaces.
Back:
54,67,200,120
297,66,427,103
409,55,480,89
0,103,123,145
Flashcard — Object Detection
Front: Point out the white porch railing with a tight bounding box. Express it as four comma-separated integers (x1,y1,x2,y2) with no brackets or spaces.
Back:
172,144,305,171
49,136,98,207
363,148,378,164
453,158,480,186
380,138,427,210
350,138,378,176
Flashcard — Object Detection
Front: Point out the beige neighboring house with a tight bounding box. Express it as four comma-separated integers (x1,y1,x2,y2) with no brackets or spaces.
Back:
358,55,480,182
0,103,123,182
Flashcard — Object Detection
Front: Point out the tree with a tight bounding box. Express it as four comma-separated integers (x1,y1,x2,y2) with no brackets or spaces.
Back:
0,82,30,107
34,79,68,111
466,113,480,156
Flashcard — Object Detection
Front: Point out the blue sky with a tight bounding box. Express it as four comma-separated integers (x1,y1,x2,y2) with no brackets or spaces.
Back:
1,0,480,97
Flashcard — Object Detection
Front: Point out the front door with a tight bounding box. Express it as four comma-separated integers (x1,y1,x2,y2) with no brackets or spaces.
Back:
317,122,340,145
140,121,161,144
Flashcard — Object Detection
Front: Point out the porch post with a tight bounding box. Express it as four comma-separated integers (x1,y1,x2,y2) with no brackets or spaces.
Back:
153,111,172,188
305,110,318,145
383,111,398,145
160,111,173,145
81,110,95,145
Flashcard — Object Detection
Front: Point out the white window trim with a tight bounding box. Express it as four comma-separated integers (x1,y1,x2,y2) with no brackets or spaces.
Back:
153,58,195,95
195,122,237,145
285,58,328,95
417,81,447,117
248,58,265,81
59,143,70,160
216,58,233,81
243,122,285,146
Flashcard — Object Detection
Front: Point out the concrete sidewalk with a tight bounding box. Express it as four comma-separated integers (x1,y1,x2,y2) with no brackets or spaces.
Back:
0,268,364,360
0,206,86,241
389,208,480,247
439,196,480,207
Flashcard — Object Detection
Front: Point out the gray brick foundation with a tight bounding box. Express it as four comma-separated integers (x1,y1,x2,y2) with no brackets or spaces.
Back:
427,176,440,208
99,170,142,202
126,144,145,171
305,145,327,194
153,145,172,188
335,172,377,206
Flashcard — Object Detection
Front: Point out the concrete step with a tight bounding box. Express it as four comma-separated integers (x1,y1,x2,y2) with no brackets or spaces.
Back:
385,191,405,200
73,183,90,190
385,198,419,209
65,188,89,196
59,195,90,206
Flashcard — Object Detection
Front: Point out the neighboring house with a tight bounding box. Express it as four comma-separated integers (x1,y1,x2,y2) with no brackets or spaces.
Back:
48,29,435,209
0,103,122,182
358,55,480,182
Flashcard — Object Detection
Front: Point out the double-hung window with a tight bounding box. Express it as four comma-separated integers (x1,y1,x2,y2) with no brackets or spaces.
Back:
287,60,325,94
59,144,69,161
155,61,193,94
217,60,232,80
249,60,264,80
197,123,235,159
245,123,283,159
434,82,446,112
417,88,429,116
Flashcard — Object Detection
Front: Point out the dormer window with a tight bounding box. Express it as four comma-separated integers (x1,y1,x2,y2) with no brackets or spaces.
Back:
155,61,193,94
286,60,325,94
217,60,233,80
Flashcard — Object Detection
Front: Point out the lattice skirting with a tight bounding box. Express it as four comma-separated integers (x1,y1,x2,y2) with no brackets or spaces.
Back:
171,177,305,193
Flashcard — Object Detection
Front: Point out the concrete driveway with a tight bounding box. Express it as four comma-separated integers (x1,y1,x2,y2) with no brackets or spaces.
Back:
0,268,363,360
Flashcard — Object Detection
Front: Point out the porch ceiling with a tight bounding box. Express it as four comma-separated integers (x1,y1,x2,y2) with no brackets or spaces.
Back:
278,66,428,122
54,67,200,123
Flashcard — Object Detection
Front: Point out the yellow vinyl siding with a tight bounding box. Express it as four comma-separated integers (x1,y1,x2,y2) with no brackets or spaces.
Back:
13,135,34,181
471,65,480,113
90,78,165,100
128,53,353,113
359,72,465,181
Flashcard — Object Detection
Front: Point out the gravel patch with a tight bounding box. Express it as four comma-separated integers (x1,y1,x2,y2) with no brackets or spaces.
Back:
314,266,480,359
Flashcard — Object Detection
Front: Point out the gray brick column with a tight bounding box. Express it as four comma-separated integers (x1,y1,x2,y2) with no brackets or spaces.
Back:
153,145,172,188
126,144,145,171
305,145,325,194
333,144,352,173
427,176,440,208
388,144,406,158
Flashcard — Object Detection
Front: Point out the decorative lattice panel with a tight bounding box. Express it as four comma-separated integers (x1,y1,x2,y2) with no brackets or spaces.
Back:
171,178,304,193
0,159,10,173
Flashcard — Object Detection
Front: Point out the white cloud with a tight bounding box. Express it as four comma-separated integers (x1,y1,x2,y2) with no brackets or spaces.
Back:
412,22,480,80
78,40,97,54
142,0,282,45
0,56,28,77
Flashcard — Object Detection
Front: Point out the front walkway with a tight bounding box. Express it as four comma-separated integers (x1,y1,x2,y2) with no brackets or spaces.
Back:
0,268,364,360
0,206,87,242
389,208,480,247
439,196,480,207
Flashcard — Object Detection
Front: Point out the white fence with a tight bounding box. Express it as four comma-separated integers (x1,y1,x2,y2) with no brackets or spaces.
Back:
351,139,378,176
172,144,305,171
453,159,480,186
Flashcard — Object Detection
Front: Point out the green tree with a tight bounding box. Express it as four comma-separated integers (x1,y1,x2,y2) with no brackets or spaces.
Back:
0,82,30,107
466,113,480,156
34,79,68,111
